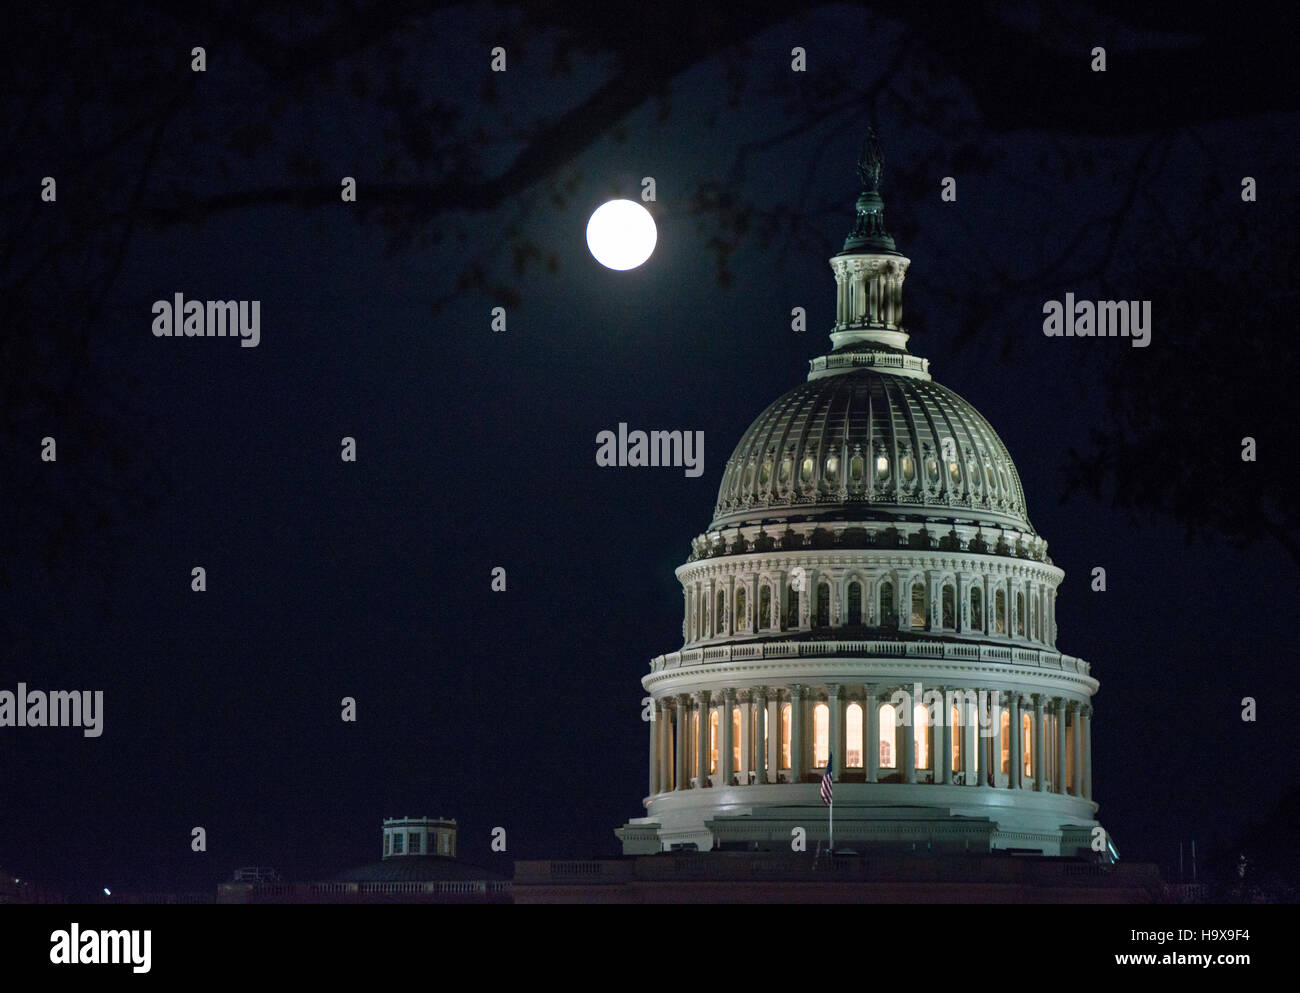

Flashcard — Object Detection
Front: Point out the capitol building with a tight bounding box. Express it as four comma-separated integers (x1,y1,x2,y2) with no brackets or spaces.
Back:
616,133,1111,861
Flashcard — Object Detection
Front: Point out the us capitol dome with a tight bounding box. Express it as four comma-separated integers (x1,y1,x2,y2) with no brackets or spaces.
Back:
617,131,1111,860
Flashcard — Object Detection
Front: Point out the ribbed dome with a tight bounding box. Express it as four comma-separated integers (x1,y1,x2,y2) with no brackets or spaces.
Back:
710,368,1033,533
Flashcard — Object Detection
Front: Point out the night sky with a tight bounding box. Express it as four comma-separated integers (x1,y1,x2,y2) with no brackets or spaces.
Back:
3,3,1297,898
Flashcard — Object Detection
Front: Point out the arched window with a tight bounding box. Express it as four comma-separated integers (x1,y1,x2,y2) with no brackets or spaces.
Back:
901,454,916,482
879,704,896,769
825,455,840,484
846,703,863,768
911,582,926,628
815,582,830,627
733,707,742,774
951,705,962,773
800,456,814,484
779,455,792,486
914,704,931,770
709,709,719,775
716,591,726,635
875,453,890,480
942,584,955,629
1016,591,1025,636
813,703,829,768
995,589,1007,634
925,454,939,485
849,454,865,486
759,459,772,487
787,588,800,628
1000,710,1011,774
847,581,862,625
879,580,896,627
735,587,747,629
692,711,700,778
759,585,772,628
1022,711,1033,777
970,586,983,631
780,703,792,770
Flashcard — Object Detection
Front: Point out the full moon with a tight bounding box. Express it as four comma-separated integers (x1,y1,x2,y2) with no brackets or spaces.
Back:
586,199,657,270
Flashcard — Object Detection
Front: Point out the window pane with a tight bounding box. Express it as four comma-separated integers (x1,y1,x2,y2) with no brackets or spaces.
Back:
846,703,863,768
813,703,829,768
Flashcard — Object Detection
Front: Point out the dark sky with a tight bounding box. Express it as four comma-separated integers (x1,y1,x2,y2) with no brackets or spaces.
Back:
2,2,1296,897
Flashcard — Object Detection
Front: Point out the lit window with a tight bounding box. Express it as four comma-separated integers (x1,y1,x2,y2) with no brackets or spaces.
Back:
709,710,718,775
951,706,962,772
780,703,792,770
1000,710,1010,774
925,456,939,484
779,456,792,484
800,456,814,483
875,454,890,478
915,704,931,769
901,454,915,482
692,711,699,774
971,587,983,631
825,455,839,483
1022,712,1033,777
879,704,896,768
911,583,926,628
846,703,863,768
732,707,741,772
849,454,865,485
847,581,862,625
813,703,829,768
759,460,772,486
942,584,955,629
948,460,961,485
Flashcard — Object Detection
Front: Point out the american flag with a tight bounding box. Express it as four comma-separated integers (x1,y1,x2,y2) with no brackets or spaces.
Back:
820,752,834,806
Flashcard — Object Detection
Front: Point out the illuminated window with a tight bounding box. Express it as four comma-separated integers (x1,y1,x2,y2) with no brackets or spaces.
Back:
692,711,699,775
780,703,792,770
901,454,915,482
875,454,890,478
879,581,896,627
1000,710,1010,774
815,582,830,626
970,586,983,631
800,456,814,484
813,703,829,768
850,454,865,485
759,459,772,487
995,589,1006,634
825,455,839,483
733,707,741,772
911,582,926,628
1022,712,1033,777
879,704,896,769
915,704,931,770
1016,591,1025,636
735,587,747,628
925,455,939,484
950,706,962,772
948,458,961,485
779,455,792,485
942,584,955,629
759,585,771,628
846,703,863,768
847,581,862,625
709,709,719,775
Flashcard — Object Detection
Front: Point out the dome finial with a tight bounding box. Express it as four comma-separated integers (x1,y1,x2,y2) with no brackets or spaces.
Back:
857,126,885,192
841,126,896,254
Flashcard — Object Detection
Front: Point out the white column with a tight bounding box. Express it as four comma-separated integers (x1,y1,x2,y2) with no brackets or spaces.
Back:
828,684,844,774
675,695,689,791
1055,698,1068,794
902,689,916,784
696,691,712,787
1008,693,1021,789
1033,695,1045,792
938,687,951,785
865,684,879,783
766,695,779,782
719,689,735,786
1071,703,1083,797
1082,705,1093,800
789,685,804,783
964,690,979,787
648,699,659,797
